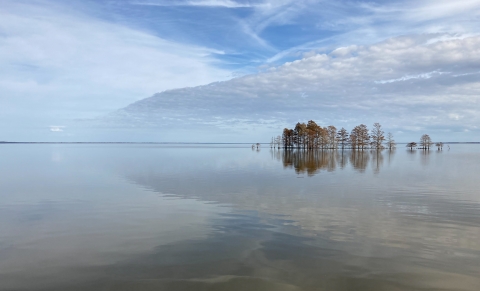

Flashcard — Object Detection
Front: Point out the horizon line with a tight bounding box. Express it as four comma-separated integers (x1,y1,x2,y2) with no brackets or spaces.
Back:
1,142,480,145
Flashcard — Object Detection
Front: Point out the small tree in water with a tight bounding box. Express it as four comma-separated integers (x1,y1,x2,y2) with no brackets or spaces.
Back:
435,142,444,150
336,128,349,150
327,125,337,149
370,123,385,149
386,132,396,150
351,124,369,150
275,136,282,149
406,142,417,150
419,134,432,150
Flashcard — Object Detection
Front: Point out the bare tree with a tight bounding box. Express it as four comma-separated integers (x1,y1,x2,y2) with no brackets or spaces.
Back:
336,127,349,150
349,129,358,150
351,124,370,150
370,122,385,149
435,142,444,150
386,132,396,150
359,124,370,150
419,134,432,150
406,142,417,150
275,135,282,148
327,125,337,149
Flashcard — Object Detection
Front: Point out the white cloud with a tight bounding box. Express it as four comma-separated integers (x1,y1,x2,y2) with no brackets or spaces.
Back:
50,126,65,132
3,0,480,142
374,71,448,84
404,0,480,22
106,34,480,141
0,0,231,120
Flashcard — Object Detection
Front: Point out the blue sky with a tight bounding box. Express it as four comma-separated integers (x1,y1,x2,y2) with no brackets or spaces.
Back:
1,0,480,142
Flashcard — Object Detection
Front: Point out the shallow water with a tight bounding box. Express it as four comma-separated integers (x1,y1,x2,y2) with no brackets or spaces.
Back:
0,144,479,290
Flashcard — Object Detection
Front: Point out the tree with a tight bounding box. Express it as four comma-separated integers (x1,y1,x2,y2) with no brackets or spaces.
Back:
318,127,329,149
406,142,417,150
435,142,444,150
349,129,358,150
306,120,320,149
386,132,396,150
282,128,294,148
351,124,370,150
336,127,349,150
278,121,397,152
327,125,337,149
370,122,385,149
294,122,307,148
275,135,282,148
419,134,432,150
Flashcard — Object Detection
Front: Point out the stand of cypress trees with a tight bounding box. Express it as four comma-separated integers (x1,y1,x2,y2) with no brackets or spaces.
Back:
277,122,396,150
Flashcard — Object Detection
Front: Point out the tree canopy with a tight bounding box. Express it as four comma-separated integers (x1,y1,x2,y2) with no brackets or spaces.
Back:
276,122,396,150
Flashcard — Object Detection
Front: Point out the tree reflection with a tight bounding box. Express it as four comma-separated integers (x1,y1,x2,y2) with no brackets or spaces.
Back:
387,149,395,167
273,149,391,175
371,150,384,174
280,149,333,176
420,149,430,167
350,150,370,172
337,150,348,169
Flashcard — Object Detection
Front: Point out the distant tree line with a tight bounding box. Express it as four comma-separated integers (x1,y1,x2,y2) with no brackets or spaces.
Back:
406,134,444,150
272,121,396,150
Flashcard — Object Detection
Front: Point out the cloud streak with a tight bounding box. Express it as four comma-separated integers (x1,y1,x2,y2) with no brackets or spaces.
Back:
105,34,480,142
50,126,65,132
264,0,480,64
374,71,449,84
131,0,258,8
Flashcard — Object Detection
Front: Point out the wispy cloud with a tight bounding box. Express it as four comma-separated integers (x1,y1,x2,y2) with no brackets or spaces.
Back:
0,0,231,135
263,0,480,64
130,0,258,8
50,126,65,132
374,71,449,84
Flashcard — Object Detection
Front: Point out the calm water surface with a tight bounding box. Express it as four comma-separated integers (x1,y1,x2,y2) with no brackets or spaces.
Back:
0,144,479,290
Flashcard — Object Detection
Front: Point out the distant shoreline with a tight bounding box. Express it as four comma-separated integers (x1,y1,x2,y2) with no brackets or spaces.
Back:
0,142,254,145
1,142,479,145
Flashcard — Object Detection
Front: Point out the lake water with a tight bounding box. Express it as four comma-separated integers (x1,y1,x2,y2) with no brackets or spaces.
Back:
0,144,479,290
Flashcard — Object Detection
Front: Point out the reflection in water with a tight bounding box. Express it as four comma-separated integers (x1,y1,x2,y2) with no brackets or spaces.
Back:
350,150,370,172
371,150,384,174
421,149,431,167
387,149,395,166
0,144,479,291
279,149,336,175
274,149,389,175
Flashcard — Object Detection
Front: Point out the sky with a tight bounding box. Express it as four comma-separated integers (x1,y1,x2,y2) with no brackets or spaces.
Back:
1,0,480,142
